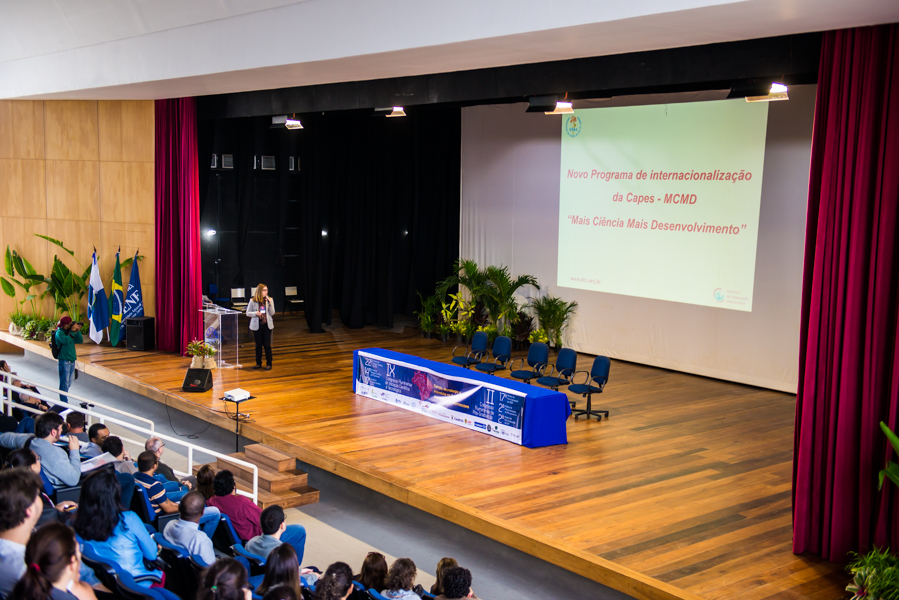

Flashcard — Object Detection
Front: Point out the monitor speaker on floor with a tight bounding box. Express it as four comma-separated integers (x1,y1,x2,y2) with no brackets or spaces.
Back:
182,369,213,393
125,317,155,351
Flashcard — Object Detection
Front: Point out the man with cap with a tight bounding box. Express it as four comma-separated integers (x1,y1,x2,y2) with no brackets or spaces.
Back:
54,316,83,404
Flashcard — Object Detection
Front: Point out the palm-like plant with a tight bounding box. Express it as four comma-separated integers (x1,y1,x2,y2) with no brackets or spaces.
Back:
528,294,578,348
436,259,489,302
482,265,539,330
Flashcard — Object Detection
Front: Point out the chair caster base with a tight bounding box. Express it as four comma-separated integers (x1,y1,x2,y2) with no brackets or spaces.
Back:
573,410,604,421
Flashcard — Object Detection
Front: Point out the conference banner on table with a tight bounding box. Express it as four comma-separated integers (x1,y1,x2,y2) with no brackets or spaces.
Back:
557,99,769,311
354,350,527,445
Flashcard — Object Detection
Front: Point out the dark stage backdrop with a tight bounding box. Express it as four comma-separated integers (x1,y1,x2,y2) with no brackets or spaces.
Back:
198,108,461,332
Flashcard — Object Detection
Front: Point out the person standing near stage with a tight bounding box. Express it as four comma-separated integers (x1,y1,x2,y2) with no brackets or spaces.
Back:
54,317,83,404
247,284,275,371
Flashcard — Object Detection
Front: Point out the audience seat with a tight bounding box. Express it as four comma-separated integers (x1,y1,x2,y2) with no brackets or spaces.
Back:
451,331,488,369
510,342,549,384
131,484,179,532
152,533,198,600
474,335,512,376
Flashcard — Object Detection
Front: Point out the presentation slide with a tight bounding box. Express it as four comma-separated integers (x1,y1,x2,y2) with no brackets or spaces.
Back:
557,100,769,311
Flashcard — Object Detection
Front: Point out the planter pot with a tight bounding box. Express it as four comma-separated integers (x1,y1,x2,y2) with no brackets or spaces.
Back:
204,357,217,370
421,331,432,339
190,356,204,369
438,333,449,343
8,324,23,336
455,334,468,345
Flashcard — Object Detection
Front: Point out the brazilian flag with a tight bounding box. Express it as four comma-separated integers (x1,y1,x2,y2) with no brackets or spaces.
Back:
109,251,124,346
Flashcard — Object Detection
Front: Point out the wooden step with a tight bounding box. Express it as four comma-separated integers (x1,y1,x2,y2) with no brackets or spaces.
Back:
216,452,308,493
192,463,320,510
244,444,295,472
234,477,320,510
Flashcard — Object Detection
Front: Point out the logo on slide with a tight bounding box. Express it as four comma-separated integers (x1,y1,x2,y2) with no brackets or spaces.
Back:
713,288,726,303
565,115,581,137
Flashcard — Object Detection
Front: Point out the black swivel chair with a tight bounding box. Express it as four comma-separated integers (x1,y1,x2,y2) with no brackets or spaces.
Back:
510,342,549,384
569,356,611,421
475,335,512,376
536,348,577,391
451,331,488,369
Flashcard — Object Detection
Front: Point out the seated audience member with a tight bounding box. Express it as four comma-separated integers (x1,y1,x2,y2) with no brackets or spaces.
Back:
316,562,354,600
254,545,302,598
430,558,458,597
162,491,216,565
64,413,89,443
196,557,251,600
381,558,421,600
145,436,196,489
0,468,45,596
207,470,262,541
134,450,188,512
245,505,307,565
10,522,97,600
6,449,77,517
12,378,51,414
101,436,137,475
354,552,388,599
0,412,81,487
196,464,216,500
80,424,109,459
72,468,163,585
262,585,298,600
135,451,219,535
434,567,478,600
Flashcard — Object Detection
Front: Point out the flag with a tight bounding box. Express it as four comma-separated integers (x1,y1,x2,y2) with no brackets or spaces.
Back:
122,251,145,340
87,251,109,345
108,251,124,346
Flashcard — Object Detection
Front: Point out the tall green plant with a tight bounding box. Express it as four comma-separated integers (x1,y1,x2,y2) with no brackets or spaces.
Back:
528,294,578,348
482,265,538,329
1,246,46,316
879,422,899,490
436,259,489,304
32,236,89,322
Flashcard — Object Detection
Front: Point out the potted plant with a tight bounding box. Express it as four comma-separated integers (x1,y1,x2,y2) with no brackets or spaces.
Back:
512,311,534,350
8,311,29,336
415,292,440,339
477,323,499,343
437,322,452,343
529,328,549,344
528,294,578,348
187,339,216,369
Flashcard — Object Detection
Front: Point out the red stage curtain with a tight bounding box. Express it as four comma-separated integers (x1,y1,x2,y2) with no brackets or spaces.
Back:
793,25,899,561
155,98,203,355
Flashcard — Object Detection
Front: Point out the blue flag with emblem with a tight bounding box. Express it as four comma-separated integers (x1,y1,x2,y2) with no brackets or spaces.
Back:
122,250,145,340
87,251,109,344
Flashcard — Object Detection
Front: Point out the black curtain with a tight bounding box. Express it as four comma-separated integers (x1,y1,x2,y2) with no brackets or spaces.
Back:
198,107,460,332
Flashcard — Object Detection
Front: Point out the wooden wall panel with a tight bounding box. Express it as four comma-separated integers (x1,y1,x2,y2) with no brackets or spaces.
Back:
46,160,100,222
44,101,99,161
0,100,156,325
0,159,46,218
0,101,44,160
99,161,154,224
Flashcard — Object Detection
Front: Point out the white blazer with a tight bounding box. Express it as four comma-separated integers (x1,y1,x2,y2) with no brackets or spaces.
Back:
246,297,275,331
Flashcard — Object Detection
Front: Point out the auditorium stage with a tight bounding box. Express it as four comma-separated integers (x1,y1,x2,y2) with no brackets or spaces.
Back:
0,317,845,600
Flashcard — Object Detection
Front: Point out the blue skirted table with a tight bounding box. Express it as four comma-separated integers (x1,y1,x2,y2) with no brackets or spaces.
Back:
353,348,570,448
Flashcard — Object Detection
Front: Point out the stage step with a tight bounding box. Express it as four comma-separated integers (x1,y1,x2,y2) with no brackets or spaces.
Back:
191,443,319,510
216,452,308,492
244,444,295,472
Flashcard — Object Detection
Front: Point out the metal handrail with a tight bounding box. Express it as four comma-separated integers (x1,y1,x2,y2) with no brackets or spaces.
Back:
0,380,259,504
0,372,156,433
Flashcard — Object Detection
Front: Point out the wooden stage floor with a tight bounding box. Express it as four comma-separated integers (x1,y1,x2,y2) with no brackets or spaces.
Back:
1,317,846,600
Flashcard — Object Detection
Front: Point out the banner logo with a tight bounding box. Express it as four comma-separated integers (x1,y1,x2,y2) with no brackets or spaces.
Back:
565,115,582,137
713,288,725,302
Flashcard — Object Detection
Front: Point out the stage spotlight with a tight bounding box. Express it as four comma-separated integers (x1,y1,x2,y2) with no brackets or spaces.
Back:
746,82,789,102
545,101,574,115
322,230,328,237
387,107,406,118
206,229,217,237
272,115,304,129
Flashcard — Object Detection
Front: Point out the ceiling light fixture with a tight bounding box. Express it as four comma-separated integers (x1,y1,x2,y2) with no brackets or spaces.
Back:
746,82,789,103
206,229,217,237
272,114,303,129
545,101,574,115
386,107,406,118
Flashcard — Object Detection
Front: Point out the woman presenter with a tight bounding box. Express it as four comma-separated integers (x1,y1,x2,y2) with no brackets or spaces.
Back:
247,284,275,370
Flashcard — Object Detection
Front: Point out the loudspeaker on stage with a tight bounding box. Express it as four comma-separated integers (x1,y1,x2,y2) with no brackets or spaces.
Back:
182,368,213,392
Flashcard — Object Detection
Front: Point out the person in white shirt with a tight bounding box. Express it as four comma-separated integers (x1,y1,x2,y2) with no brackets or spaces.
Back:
162,491,217,565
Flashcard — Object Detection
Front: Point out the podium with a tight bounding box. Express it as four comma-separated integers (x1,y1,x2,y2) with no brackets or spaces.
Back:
200,302,242,368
